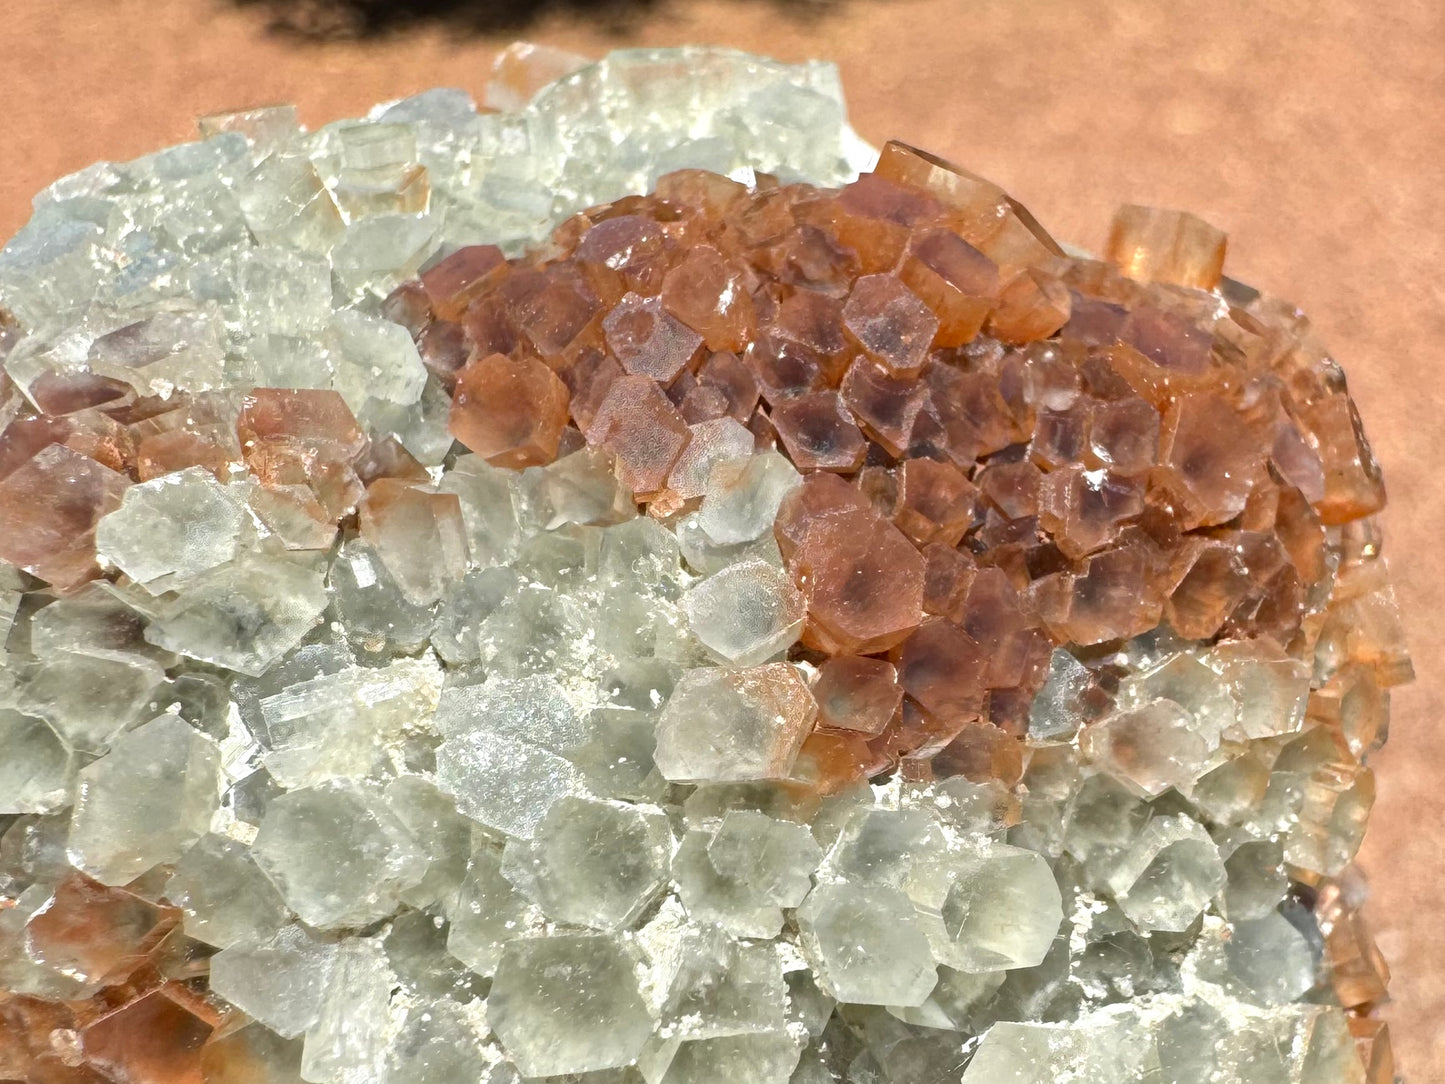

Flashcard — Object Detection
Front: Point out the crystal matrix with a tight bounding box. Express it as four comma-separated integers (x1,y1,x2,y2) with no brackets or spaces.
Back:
0,44,1409,1084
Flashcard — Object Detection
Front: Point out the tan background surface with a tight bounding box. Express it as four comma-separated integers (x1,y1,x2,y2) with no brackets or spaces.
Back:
3,0,1443,1076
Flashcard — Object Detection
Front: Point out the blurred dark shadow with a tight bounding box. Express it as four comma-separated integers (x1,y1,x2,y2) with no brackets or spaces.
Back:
231,0,842,38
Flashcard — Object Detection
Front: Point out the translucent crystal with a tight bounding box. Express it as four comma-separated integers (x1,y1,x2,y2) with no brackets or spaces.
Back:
684,557,806,666
928,845,1063,973
960,1015,1156,1084
652,921,788,1040
358,480,469,605
435,729,586,839
796,882,937,1006
210,924,339,1038
654,663,817,783
0,444,130,592
673,810,821,937
488,934,654,1077
200,1018,307,1084
1028,649,1093,740
1103,814,1226,932
1225,912,1318,1005
165,832,288,949
258,655,442,787
696,452,802,546
300,937,398,1084
445,844,539,976
67,713,221,885
17,647,168,752
655,1032,801,1084
436,455,523,568
250,780,428,928
382,999,493,1084
1081,699,1213,797
0,44,1407,1084
328,307,428,409
0,709,75,814
328,537,436,655
130,551,329,676
502,795,672,930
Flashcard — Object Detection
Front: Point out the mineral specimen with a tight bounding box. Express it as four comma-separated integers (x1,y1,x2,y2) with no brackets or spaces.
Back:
0,43,1409,1084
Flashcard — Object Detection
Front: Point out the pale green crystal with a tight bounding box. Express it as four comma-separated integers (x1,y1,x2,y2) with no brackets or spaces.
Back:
165,832,288,948
656,1032,801,1084
653,923,788,1040
301,938,399,1084
0,709,74,814
328,538,437,656
67,713,221,884
445,845,539,977
503,795,672,931
488,934,654,1077
1028,649,1093,740
673,810,820,938
796,883,937,1007
435,729,586,839
696,452,802,546
250,780,428,928
382,1000,493,1084
654,664,816,783
330,303,427,404
684,558,804,667
932,845,1063,973
1103,814,1226,932
259,655,442,787
129,551,329,676
17,647,166,751
210,923,340,1038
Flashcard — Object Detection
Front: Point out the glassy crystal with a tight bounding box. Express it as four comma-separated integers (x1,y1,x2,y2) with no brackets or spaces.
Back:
67,714,221,885
250,780,428,928
488,934,654,1077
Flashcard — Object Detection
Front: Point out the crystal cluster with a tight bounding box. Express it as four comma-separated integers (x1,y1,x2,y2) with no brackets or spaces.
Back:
0,44,1410,1084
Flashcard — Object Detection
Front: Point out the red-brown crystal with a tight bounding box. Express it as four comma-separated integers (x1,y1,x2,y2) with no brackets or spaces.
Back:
450,352,570,468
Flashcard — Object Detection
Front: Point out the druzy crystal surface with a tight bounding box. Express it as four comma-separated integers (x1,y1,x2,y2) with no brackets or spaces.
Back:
0,44,1410,1084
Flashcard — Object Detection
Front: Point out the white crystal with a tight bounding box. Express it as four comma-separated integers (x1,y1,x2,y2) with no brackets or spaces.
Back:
1028,649,1093,740
654,923,788,1040
131,551,329,676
